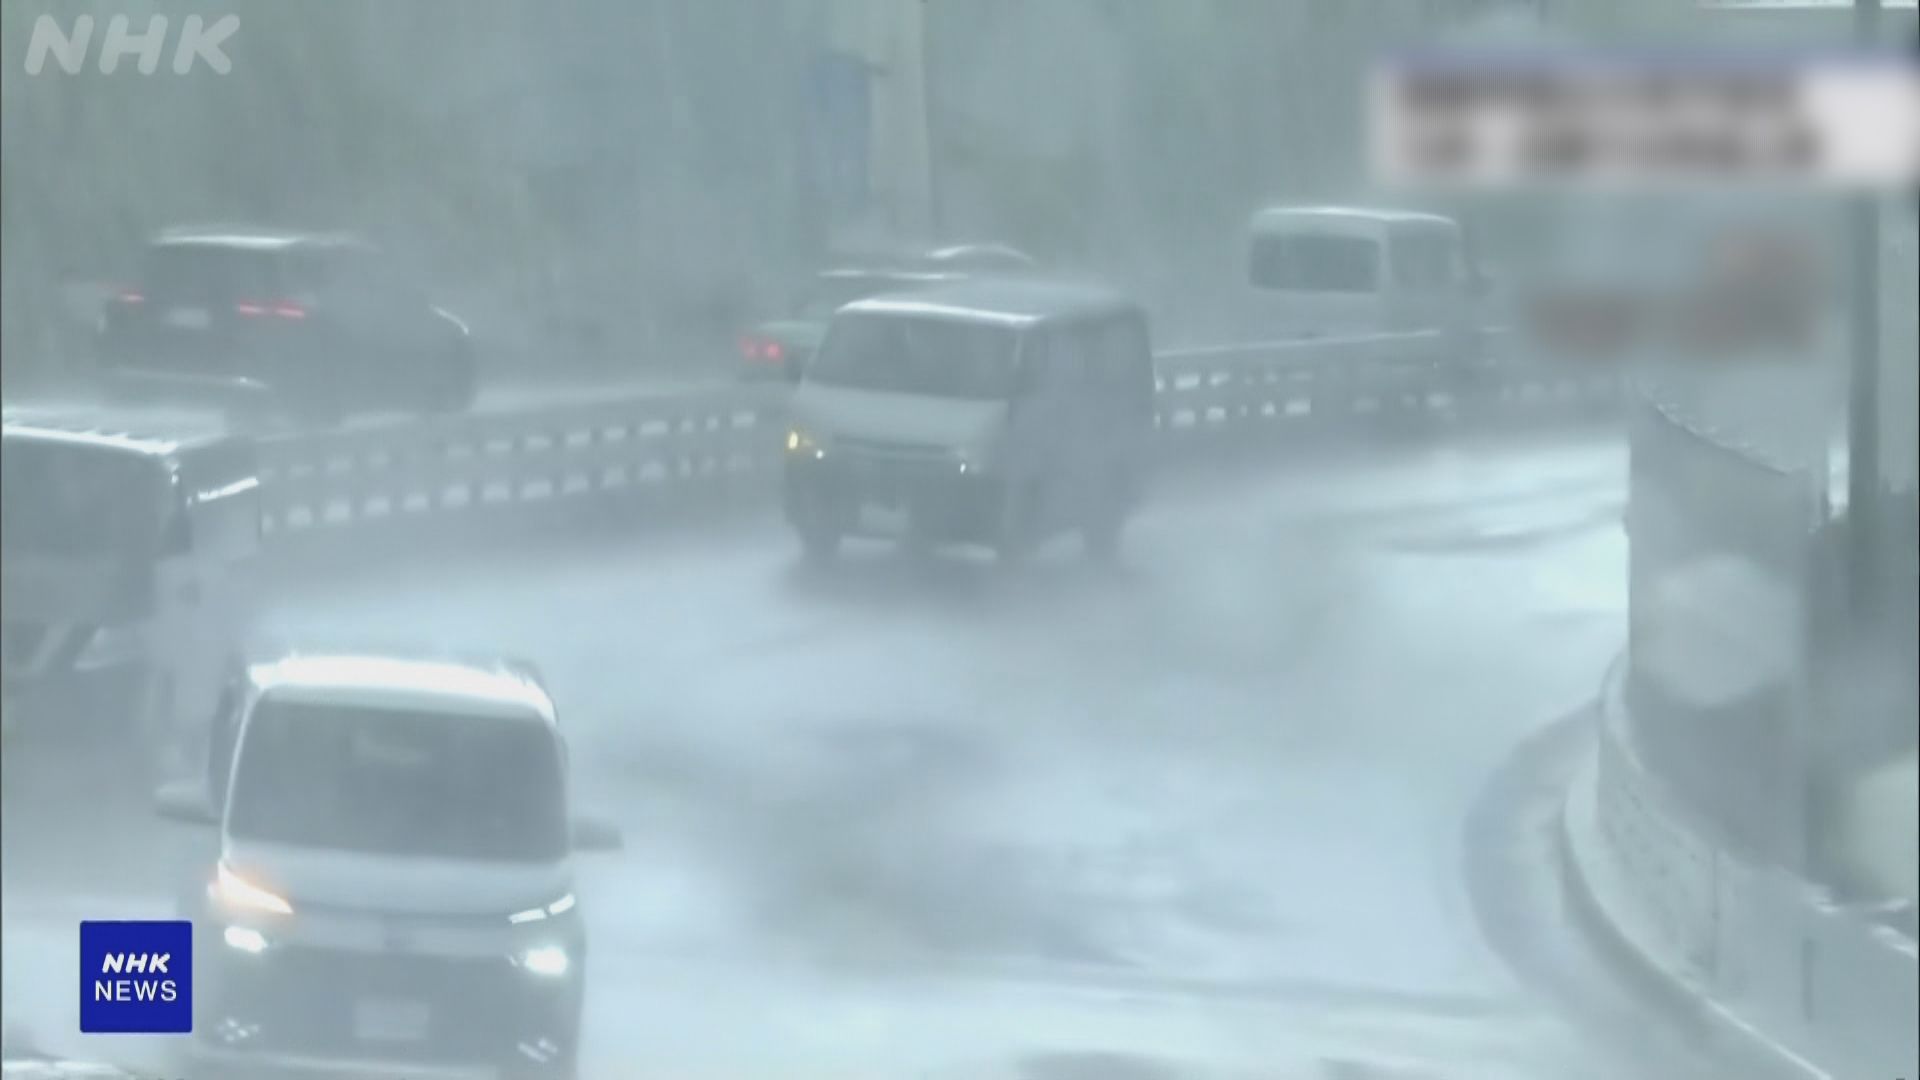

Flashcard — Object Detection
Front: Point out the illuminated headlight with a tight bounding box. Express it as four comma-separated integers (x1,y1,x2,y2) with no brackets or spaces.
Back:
953,444,993,474
223,925,268,954
210,862,293,915
516,945,570,978
786,428,823,457
73,625,145,672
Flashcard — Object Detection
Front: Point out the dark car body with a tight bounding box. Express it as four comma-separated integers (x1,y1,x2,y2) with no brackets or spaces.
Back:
97,228,474,423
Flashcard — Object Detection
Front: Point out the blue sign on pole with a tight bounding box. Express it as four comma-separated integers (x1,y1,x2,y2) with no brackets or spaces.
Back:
808,50,871,210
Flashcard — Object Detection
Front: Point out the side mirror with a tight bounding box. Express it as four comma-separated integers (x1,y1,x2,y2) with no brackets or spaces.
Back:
570,816,624,853
154,782,219,826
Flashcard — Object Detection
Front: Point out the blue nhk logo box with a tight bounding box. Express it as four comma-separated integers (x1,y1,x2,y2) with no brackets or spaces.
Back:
79,920,192,1033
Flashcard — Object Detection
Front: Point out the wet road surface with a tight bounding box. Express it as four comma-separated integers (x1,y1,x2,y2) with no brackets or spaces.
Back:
2,426,1687,1079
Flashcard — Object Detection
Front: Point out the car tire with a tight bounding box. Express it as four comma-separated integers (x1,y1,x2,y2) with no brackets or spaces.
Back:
995,483,1042,568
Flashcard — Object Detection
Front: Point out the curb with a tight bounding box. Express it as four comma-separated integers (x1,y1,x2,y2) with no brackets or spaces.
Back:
1556,752,1835,1080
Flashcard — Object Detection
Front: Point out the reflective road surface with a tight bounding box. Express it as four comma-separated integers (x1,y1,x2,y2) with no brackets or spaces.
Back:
4,426,1690,1079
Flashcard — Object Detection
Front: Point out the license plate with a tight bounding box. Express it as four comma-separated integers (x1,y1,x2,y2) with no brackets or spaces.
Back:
858,502,910,535
163,306,211,330
353,998,430,1043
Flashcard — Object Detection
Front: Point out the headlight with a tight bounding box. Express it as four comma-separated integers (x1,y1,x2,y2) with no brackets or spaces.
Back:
515,944,570,978
786,428,822,456
223,925,269,954
209,862,293,915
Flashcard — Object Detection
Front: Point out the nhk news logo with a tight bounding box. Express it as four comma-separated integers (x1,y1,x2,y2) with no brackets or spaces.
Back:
80,920,193,1034
21,14,238,76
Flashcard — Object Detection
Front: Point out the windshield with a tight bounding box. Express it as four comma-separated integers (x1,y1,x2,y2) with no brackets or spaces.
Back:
1248,232,1382,293
0,440,170,557
227,700,567,863
807,313,1021,399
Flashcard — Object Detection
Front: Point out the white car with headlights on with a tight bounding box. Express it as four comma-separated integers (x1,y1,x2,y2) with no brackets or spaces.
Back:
154,652,622,1080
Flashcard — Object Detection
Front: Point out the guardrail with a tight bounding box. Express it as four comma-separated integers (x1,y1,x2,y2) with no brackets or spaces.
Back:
1575,656,1919,1080
255,329,1615,536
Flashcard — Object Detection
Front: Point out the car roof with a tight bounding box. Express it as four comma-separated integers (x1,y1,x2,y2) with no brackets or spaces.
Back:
839,279,1139,328
247,653,558,726
1249,205,1458,230
1,406,237,459
149,225,370,253
816,267,963,285
922,243,1038,265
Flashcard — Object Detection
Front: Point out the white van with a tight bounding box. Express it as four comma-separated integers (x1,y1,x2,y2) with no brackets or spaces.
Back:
783,280,1156,563
156,652,623,1080
2,410,260,782
1245,205,1489,354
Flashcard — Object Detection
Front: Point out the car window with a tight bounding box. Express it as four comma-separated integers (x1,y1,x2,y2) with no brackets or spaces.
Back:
139,245,283,304
807,313,1022,400
1391,229,1458,290
227,700,568,863
1249,233,1381,293
1041,321,1098,392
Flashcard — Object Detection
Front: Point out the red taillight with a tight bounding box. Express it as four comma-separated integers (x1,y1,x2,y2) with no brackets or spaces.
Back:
114,289,145,304
739,336,784,363
235,300,307,320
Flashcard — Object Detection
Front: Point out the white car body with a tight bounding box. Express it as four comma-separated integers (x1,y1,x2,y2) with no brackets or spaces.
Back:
180,653,595,1080
1245,205,1482,343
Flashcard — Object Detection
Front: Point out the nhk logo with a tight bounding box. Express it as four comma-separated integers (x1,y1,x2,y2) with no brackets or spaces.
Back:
22,14,239,76
80,920,193,1033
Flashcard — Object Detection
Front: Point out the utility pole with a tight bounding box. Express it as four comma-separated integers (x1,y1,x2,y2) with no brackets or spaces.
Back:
921,0,946,240
1847,0,1883,618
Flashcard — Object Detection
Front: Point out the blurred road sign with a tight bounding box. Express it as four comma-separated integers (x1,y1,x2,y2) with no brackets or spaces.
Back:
807,50,871,211
1699,1,1913,9
1372,47,1920,189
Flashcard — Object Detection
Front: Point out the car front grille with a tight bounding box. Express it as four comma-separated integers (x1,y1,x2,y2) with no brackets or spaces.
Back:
213,946,533,1064
835,435,955,466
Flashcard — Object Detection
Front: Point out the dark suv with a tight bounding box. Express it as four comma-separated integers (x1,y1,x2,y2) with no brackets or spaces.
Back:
97,229,475,421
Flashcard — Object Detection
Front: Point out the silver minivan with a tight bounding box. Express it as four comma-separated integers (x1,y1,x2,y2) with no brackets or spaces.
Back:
783,280,1156,564
1246,205,1491,357
155,652,622,1080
